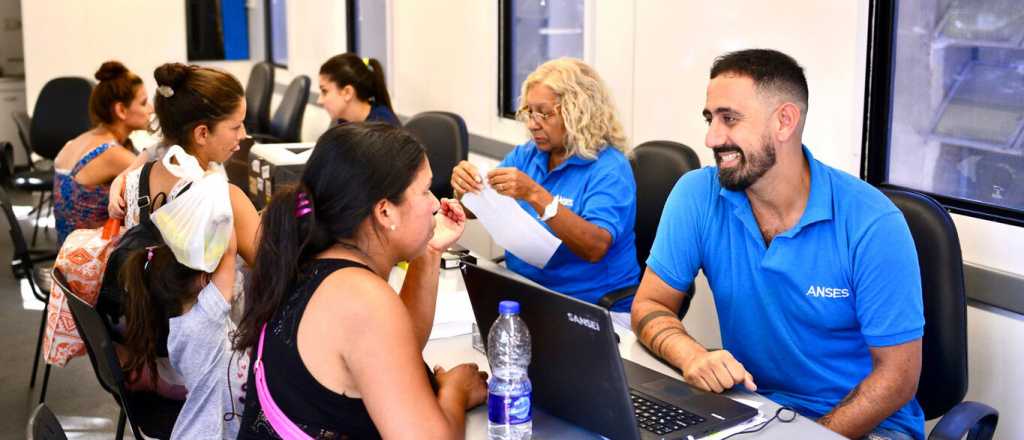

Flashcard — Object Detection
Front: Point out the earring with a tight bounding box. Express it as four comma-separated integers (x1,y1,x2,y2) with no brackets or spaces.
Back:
389,224,397,231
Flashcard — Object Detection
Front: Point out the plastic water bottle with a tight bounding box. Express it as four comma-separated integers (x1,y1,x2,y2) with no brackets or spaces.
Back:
487,301,532,440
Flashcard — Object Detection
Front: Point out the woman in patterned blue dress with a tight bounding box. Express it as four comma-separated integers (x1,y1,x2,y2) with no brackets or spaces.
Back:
52,61,152,244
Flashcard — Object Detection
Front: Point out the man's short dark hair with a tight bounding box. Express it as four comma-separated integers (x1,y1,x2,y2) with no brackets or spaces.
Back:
710,49,808,110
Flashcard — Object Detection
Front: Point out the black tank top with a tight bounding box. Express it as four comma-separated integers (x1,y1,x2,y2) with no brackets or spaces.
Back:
238,259,438,439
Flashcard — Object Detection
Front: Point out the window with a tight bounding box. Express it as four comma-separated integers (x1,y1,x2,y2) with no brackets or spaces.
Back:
346,0,388,68
266,0,288,66
500,0,585,118
863,0,1024,226
186,0,250,61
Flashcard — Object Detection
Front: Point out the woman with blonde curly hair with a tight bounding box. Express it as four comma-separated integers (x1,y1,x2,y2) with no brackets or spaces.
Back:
451,58,640,322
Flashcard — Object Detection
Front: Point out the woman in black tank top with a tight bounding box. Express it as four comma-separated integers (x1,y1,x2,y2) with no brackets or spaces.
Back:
234,123,487,439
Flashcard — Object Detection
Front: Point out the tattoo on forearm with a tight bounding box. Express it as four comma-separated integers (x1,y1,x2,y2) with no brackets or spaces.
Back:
636,310,676,338
819,383,862,427
655,331,687,359
646,326,682,353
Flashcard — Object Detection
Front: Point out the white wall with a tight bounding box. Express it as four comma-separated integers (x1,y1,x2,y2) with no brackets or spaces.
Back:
22,0,187,112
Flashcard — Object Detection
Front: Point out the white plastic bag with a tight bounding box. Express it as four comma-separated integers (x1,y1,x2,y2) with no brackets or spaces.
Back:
151,145,234,272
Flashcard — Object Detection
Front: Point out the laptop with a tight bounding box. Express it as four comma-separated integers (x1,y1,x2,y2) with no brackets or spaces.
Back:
461,261,757,440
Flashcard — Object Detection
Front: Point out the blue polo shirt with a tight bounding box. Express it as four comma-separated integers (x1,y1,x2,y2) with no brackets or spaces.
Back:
647,146,925,439
498,141,640,312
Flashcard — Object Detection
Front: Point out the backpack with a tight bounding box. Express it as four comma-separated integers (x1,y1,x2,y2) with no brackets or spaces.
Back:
96,161,182,349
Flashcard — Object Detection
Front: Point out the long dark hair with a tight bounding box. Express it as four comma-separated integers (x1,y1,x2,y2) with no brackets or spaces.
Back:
319,53,394,114
119,245,204,384
89,61,144,126
234,123,425,352
153,63,245,151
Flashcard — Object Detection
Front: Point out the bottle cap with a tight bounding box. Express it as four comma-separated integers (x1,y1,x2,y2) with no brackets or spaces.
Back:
498,300,520,314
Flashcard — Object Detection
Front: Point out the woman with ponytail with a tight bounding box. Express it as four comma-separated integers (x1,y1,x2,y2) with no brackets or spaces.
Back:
317,53,401,126
120,227,246,439
110,62,259,265
52,60,151,244
235,123,486,439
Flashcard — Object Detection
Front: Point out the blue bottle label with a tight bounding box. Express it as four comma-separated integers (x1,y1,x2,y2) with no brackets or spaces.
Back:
487,391,532,425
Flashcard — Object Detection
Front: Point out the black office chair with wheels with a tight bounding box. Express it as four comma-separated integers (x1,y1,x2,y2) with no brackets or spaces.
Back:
28,403,68,440
598,140,701,315
0,186,56,402
58,269,184,439
244,62,275,135
882,188,998,440
252,75,311,144
404,111,469,199
19,77,94,245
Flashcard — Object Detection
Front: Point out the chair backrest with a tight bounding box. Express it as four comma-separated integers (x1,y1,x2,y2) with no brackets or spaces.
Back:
244,62,275,134
12,110,33,169
0,186,32,275
631,141,700,271
404,111,469,198
28,403,68,440
269,75,311,142
30,77,94,160
57,268,126,399
882,188,968,420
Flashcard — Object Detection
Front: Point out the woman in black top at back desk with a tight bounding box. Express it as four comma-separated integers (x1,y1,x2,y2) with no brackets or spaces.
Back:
234,122,486,439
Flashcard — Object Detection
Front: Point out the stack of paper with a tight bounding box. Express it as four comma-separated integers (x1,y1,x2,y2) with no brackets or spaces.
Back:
388,266,477,340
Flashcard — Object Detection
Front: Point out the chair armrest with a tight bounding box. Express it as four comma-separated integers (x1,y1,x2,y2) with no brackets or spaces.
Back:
249,133,284,144
929,401,998,440
29,250,58,263
598,285,638,310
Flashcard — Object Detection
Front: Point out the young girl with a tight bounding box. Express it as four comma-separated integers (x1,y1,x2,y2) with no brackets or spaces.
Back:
317,53,400,126
120,229,247,439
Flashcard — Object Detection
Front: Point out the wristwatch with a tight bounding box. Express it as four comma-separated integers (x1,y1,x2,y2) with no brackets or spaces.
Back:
539,195,560,221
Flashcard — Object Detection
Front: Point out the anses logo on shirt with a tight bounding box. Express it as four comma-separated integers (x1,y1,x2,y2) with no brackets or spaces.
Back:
805,285,850,298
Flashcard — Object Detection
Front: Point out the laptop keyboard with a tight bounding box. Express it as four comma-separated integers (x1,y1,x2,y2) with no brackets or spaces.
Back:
631,392,707,436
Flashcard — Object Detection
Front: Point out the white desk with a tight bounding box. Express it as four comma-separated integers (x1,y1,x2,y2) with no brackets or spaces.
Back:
416,266,844,439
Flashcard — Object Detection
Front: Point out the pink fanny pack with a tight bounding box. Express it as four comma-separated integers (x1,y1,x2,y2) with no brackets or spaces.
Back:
255,323,313,440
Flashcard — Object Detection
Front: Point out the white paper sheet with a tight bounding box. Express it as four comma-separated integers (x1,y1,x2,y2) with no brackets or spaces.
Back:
461,178,562,268
388,266,477,340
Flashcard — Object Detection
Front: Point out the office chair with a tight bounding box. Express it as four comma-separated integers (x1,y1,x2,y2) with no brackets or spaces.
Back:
12,111,37,171
0,186,56,402
244,61,275,134
20,77,94,245
882,188,999,440
598,140,700,316
58,269,184,439
253,75,311,144
404,111,469,199
28,403,68,440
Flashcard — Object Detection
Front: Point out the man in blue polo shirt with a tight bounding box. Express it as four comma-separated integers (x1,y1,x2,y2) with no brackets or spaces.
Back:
631,49,925,440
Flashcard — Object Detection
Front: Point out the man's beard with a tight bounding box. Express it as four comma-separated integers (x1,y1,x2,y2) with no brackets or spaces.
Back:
714,135,777,191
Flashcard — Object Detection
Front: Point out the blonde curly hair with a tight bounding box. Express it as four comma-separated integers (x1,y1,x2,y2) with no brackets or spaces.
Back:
517,58,629,160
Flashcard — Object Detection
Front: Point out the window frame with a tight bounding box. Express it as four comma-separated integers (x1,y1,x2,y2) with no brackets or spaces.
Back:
498,0,515,119
345,0,358,53
498,0,590,120
861,0,1024,228
264,0,288,68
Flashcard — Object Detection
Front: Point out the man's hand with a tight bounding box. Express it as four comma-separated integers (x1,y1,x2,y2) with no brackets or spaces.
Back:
680,350,757,393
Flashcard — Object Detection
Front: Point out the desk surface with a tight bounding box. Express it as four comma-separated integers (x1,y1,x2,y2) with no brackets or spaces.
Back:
418,267,844,440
